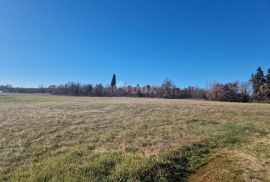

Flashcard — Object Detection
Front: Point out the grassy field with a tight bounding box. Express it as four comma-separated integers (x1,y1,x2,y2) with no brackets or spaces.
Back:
0,94,269,181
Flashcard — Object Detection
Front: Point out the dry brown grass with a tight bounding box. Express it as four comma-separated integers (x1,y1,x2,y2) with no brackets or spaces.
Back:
0,94,269,181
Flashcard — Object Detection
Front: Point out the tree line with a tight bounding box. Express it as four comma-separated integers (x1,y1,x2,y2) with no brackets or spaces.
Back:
1,67,270,103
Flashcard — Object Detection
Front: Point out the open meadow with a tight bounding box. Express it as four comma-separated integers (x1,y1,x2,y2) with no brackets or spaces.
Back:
0,94,269,181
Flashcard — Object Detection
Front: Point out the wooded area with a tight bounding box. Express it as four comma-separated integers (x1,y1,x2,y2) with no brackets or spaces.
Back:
1,67,270,103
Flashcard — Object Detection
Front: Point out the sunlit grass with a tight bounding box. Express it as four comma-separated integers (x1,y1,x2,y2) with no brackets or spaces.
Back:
0,94,269,181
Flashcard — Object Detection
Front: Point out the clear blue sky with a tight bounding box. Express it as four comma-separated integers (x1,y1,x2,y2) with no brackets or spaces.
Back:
0,0,270,88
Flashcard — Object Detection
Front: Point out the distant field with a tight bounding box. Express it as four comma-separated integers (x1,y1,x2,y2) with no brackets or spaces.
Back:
0,94,269,181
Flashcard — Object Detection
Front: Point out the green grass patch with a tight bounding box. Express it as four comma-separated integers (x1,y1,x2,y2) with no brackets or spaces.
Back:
8,123,262,182
209,123,266,146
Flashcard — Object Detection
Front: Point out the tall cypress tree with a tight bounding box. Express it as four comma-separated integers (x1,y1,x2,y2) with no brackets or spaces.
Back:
266,68,270,89
111,74,116,95
251,67,266,94
111,74,116,88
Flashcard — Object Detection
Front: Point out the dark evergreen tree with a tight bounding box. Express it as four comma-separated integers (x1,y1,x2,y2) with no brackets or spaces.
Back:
111,74,116,95
111,74,116,88
251,67,266,94
266,68,270,89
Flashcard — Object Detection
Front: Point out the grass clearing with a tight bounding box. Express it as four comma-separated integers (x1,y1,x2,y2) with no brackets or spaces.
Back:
0,94,270,181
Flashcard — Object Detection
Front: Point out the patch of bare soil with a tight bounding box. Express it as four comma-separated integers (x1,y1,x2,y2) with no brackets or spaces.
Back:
188,153,244,182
